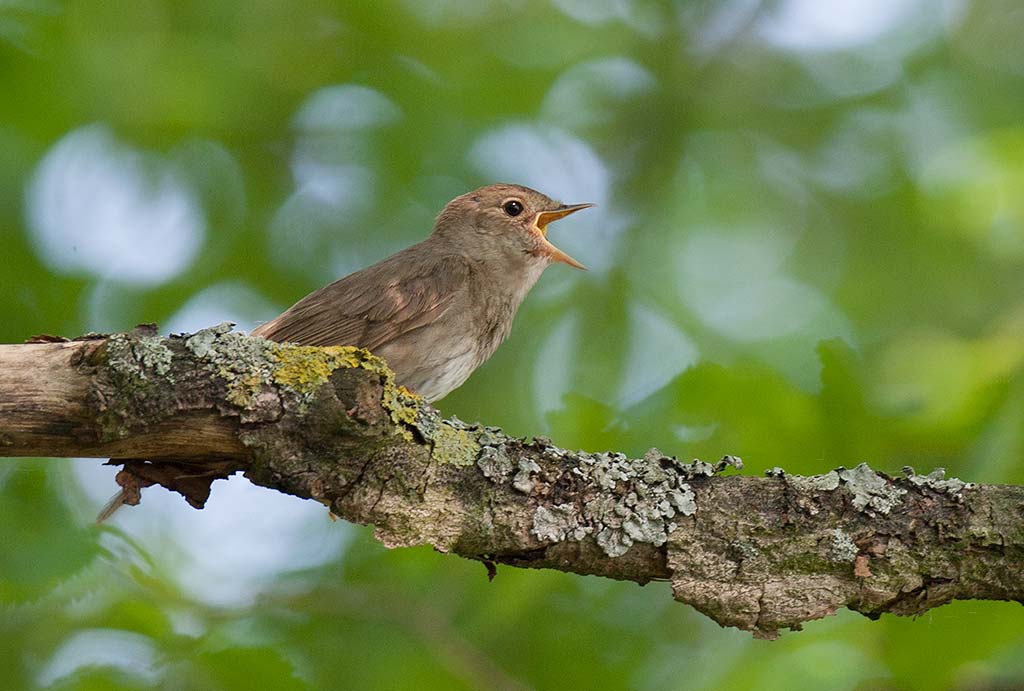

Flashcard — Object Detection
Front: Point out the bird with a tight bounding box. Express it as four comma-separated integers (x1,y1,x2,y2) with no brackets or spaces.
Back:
251,183,594,401
95,183,592,522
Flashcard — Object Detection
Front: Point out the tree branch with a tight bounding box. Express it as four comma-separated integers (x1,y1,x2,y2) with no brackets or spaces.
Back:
2,324,1021,638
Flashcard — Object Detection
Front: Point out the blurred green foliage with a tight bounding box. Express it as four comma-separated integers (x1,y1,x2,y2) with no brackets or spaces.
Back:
3,0,1024,689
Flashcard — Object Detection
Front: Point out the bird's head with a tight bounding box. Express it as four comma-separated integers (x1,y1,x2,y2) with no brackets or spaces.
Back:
432,183,593,270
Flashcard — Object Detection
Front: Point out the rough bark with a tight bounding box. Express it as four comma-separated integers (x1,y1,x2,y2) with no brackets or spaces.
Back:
1,325,1021,638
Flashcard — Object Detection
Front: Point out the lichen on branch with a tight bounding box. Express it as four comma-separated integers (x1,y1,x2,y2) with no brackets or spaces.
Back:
1,325,1022,639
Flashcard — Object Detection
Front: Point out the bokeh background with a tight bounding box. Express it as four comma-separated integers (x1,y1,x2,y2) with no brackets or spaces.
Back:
3,0,1024,689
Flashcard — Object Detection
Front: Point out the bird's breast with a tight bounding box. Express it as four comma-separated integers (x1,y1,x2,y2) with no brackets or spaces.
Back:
382,257,547,401
412,348,482,402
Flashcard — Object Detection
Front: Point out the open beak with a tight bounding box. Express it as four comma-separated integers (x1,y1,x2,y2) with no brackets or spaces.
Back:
533,203,594,270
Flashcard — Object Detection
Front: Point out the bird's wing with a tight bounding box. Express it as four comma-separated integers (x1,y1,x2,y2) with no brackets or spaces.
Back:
252,251,473,350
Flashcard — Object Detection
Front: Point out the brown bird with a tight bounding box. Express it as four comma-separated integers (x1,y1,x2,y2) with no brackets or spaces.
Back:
97,183,592,522
252,183,594,401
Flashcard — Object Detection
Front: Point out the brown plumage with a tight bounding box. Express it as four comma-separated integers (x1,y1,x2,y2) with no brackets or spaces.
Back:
252,183,593,401
97,183,593,522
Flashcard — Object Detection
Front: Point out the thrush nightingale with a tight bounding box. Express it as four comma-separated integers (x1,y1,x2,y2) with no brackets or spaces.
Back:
97,183,590,521
252,183,593,401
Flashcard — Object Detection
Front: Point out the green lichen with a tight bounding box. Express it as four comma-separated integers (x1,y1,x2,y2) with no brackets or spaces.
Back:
353,350,424,434
266,340,424,437
431,422,482,466
269,344,366,393
382,384,422,432
105,321,432,445
224,372,264,408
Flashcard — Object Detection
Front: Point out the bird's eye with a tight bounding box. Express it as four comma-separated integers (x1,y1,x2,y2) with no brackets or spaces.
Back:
502,200,524,217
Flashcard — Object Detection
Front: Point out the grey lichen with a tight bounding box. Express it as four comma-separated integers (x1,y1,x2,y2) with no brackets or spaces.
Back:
476,425,505,447
839,463,906,514
901,466,974,501
105,331,174,383
543,450,700,558
828,528,859,563
95,329,182,439
791,471,841,493
477,445,514,480
412,407,442,441
185,324,276,410
183,321,234,358
476,440,731,558
102,334,138,382
595,526,632,558
673,484,697,516
136,336,174,378
533,504,584,542
661,451,744,478
765,467,841,493
513,458,542,493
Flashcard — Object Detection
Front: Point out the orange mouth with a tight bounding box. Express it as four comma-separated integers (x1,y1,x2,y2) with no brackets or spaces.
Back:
533,203,594,270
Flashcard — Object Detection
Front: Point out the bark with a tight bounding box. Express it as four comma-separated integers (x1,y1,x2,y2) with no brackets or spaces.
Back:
1,324,1021,638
